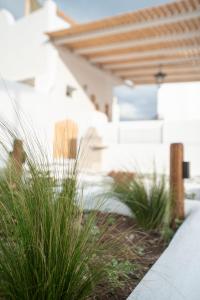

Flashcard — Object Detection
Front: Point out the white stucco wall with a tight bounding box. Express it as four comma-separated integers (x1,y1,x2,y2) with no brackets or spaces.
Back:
0,1,70,83
163,120,200,144
50,47,116,118
158,82,200,120
55,46,118,113
0,79,109,165
0,0,118,107
118,121,163,143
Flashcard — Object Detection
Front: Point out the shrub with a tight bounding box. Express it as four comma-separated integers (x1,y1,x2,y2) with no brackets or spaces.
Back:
106,258,136,289
113,173,170,230
0,139,121,300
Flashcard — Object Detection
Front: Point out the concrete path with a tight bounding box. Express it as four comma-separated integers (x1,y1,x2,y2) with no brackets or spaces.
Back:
127,200,200,300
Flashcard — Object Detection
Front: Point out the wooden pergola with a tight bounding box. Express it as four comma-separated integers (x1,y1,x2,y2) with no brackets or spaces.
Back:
48,0,200,85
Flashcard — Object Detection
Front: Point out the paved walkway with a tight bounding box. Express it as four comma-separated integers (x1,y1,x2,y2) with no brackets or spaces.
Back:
128,200,200,300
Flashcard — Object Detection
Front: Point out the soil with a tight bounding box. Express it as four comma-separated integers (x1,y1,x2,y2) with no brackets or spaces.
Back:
89,212,169,300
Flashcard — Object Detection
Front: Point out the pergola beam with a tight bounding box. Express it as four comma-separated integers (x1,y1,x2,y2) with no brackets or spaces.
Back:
115,65,200,77
75,30,200,55
134,77,200,85
130,74,200,83
90,45,200,63
54,10,200,46
129,71,200,81
103,56,200,69
24,0,31,16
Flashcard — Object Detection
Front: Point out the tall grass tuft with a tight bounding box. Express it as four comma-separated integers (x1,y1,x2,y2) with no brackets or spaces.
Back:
113,173,170,230
0,131,120,300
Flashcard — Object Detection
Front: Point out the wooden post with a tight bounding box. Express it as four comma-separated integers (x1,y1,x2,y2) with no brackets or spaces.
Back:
24,0,41,15
10,139,26,178
170,143,185,224
90,94,100,111
105,103,110,121
24,0,31,16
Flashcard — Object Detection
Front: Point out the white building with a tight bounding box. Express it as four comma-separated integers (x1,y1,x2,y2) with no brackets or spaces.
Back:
0,1,120,166
0,0,200,174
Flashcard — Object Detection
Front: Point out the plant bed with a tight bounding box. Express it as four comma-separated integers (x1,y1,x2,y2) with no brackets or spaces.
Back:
88,212,170,300
0,126,175,300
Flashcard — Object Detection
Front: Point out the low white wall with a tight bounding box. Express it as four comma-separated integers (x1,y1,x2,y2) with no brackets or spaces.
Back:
163,120,200,144
95,119,200,176
114,120,200,145
100,143,200,176
118,121,163,143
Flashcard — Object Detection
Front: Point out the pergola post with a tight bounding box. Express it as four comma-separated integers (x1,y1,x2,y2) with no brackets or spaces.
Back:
24,0,31,16
24,0,41,16
170,143,185,225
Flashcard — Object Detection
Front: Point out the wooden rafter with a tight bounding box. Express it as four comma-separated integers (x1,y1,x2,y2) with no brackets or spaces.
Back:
84,37,200,59
57,9,77,26
75,30,200,55
115,64,200,77
133,76,200,85
89,45,200,63
48,0,200,39
102,54,200,68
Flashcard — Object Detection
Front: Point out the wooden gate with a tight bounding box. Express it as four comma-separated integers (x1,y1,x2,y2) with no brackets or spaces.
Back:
53,120,78,159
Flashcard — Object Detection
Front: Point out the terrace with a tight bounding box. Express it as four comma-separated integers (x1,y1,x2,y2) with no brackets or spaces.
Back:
0,0,200,299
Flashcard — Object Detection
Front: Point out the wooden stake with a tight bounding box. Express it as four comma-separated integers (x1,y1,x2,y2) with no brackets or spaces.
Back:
105,103,110,121
10,139,26,178
170,143,184,223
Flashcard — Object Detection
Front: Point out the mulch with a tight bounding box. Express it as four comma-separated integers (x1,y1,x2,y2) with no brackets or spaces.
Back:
90,212,168,300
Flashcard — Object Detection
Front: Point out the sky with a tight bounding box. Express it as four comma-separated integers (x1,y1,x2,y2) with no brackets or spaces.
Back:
0,0,172,22
114,85,158,121
0,0,173,121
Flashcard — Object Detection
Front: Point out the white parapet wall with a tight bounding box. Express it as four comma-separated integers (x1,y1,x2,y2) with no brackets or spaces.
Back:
95,120,200,176
118,121,163,144
163,120,200,144
98,142,200,176
110,120,200,145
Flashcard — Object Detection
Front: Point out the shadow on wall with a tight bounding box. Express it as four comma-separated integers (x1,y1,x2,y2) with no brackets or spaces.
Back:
56,46,116,115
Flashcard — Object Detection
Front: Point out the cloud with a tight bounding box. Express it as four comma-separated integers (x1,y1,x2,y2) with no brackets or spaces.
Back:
114,85,158,121
120,103,139,121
